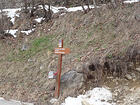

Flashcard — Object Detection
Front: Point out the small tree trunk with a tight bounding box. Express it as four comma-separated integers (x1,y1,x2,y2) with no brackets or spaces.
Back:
24,0,28,13
93,0,97,9
0,1,5,35
64,0,69,7
47,4,52,21
82,5,87,13
80,0,87,13
42,2,46,18
93,0,100,16
43,3,52,22
86,0,90,11
111,0,117,8
30,0,35,17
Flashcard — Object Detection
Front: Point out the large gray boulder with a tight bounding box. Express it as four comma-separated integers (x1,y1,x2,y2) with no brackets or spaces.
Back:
60,70,84,97
47,70,85,98
61,70,84,89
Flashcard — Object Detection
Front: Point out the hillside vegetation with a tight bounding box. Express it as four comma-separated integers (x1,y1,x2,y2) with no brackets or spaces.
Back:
0,2,140,105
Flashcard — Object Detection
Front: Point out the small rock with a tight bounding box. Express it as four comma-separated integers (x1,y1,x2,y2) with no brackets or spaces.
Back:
21,44,28,51
131,73,136,79
136,68,140,72
132,78,136,82
135,14,140,21
28,58,35,62
40,65,44,70
125,74,132,80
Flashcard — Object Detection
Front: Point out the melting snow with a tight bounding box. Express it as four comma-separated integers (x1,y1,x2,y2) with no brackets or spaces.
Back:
39,5,95,13
3,8,21,24
35,17,45,23
61,87,115,105
2,1,139,38
21,29,35,35
60,13,66,16
1,1,140,25
67,5,94,12
51,6,68,13
5,29,35,37
0,97,33,105
5,29,18,37
124,0,140,3
38,5,67,13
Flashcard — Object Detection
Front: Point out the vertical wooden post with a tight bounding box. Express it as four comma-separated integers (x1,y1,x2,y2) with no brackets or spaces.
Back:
55,40,63,98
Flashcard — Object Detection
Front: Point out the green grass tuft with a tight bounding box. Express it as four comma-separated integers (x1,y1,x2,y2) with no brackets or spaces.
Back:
8,35,54,61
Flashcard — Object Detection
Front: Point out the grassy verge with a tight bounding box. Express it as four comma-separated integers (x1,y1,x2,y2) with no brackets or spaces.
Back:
7,35,55,61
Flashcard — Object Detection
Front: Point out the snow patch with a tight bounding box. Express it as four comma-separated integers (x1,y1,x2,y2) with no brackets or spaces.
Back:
67,5,94,12
5,29,18,37
0,97,33,105
3,8,21,24
60,13,66,16
1,5,94,25
61,87,115,105
124,0,140,3
50,98,58,104
51,6,67,13
21,29,35,35
44,5,94,14
35,17,45,23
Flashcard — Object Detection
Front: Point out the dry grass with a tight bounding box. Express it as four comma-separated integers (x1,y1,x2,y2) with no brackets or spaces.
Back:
0,3,140,103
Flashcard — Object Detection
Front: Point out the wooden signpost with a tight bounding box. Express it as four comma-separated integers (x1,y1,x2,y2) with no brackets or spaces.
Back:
54,40,70,98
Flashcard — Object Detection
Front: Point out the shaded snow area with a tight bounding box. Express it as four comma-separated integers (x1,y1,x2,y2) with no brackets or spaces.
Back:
124,0,140,3
5,29,18,37
0,97,33,105
3,8,21,24
61,87,115,105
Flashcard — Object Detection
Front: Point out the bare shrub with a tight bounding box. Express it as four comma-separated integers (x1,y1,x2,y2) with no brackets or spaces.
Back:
104,57,128,78
0,0,12,38
21,0,53,21
82,57,103,86
125,44,140,69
